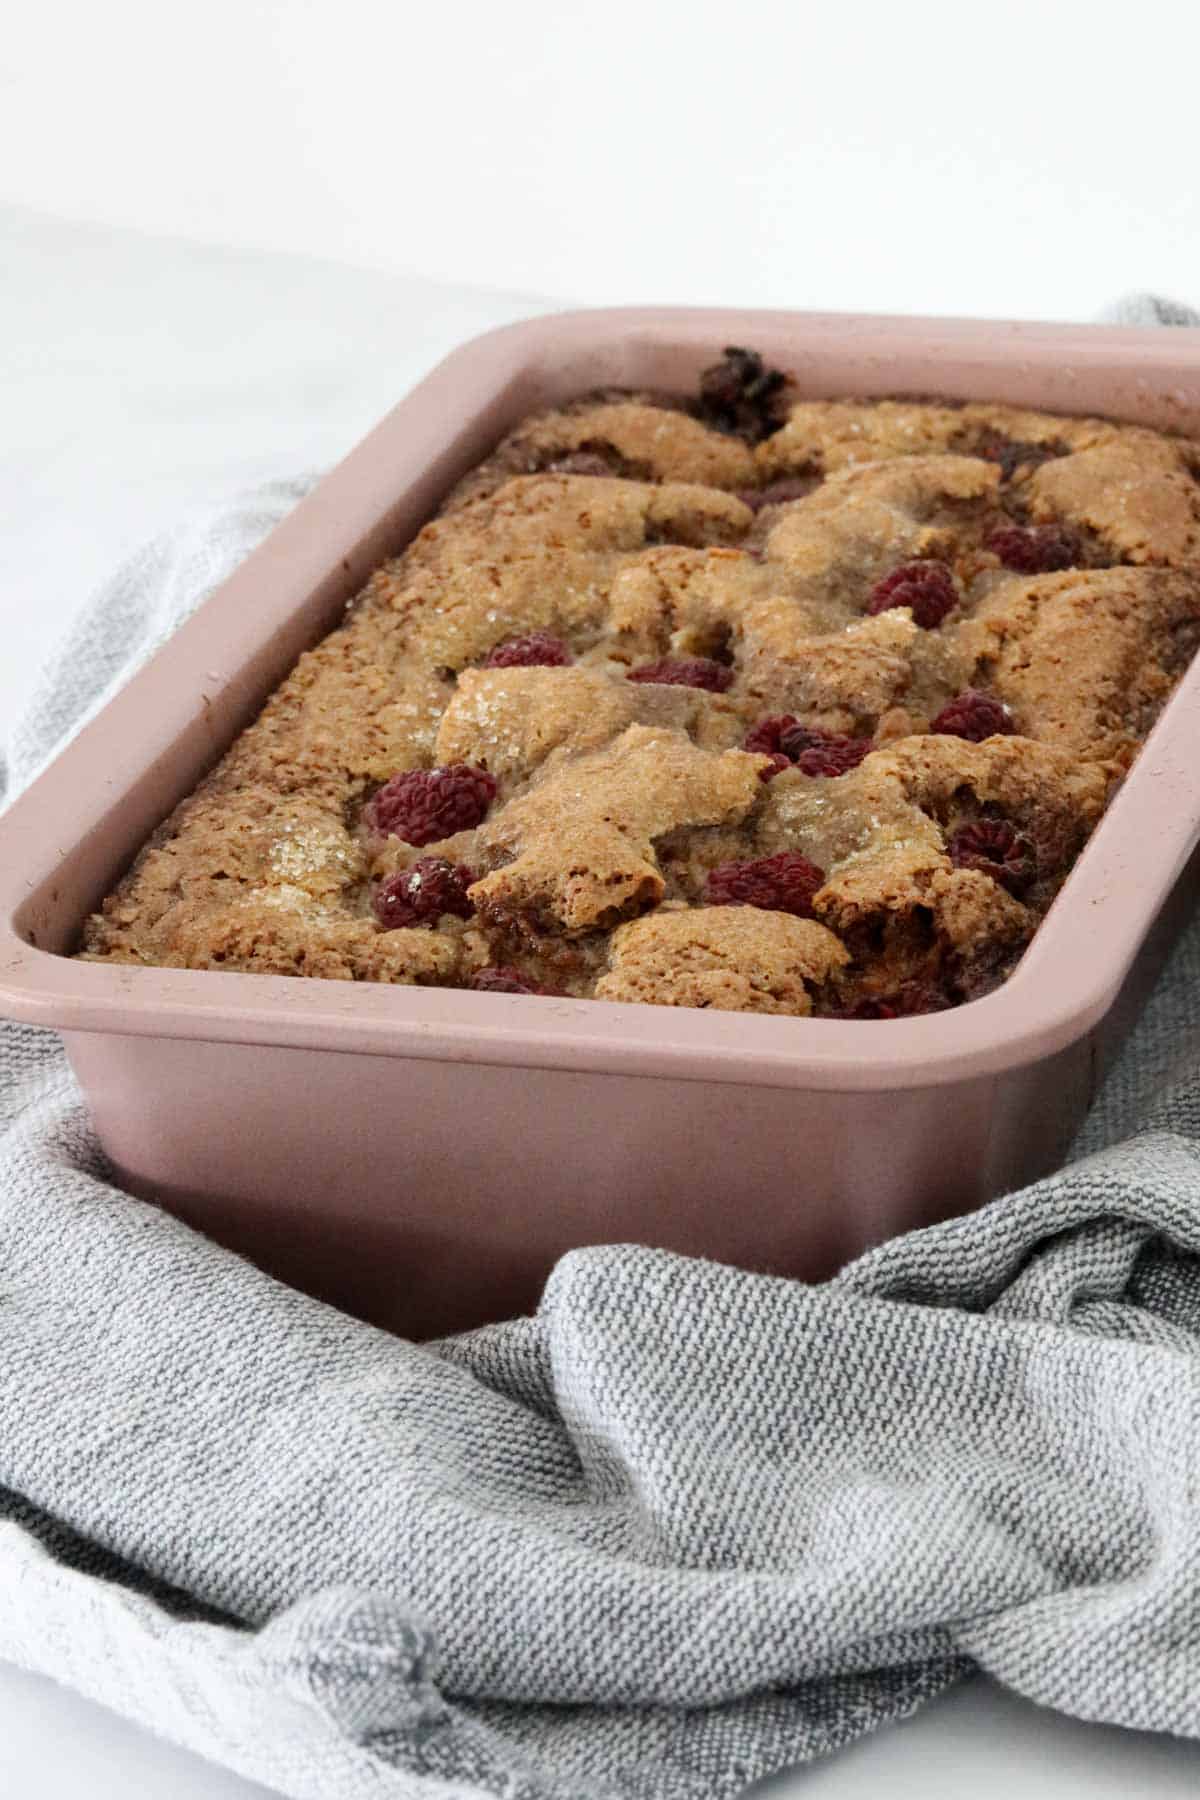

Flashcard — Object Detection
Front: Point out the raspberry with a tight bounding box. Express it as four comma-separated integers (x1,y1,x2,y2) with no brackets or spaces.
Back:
757,753,793,781
704,851,826,917
744,715,797,755
930,690,1015,743
866,561,958,629
540,438,649,481
484,631,572,669
948,819,1036,895
470,966,558,996
373,858,475,929
745,715,871,776
626,656,733,693
698,345,787,442
986,524,1080,573
365,764,497,846
777,721,836,759
842,997,901,1020
780,724,873,777
794,737,872,777
839,984,943,1019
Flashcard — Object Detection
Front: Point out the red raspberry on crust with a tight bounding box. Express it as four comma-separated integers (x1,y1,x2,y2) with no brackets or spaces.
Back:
746,716,872,778
866,561,958,629
930,691,1015,743
948,819,1036,895
986,524,1080,573
839,984,944,1019
757,753,793,781
704,851,826,918
794,738,872,777
744,715,798,756
777,721,839,759
484,631,572,669
373,858,475,929
626,657,733,693
470,966,558,995
780,723,874,777
365,765,497,846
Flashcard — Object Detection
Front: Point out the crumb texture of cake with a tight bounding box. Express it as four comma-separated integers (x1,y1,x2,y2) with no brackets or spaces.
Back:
80,352,1200,1016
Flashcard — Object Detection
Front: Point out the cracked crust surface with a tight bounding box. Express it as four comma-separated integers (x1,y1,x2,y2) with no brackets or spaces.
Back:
81,370,1200,1017
595,907,848,1014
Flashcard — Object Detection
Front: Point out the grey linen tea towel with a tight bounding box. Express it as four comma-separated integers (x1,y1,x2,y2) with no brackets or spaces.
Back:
4,301,1200,1800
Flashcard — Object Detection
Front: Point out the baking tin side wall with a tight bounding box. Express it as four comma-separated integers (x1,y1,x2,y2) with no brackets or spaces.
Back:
63,1027,1092,1338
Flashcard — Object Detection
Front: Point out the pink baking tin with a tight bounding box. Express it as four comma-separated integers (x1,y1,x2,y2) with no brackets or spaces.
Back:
3,308,1200,1339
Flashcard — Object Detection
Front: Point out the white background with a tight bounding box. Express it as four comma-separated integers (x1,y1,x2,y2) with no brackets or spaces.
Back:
5,1,1200,1793
2,0,1199,320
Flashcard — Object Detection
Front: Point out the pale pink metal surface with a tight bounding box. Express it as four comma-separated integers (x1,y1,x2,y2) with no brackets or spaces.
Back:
3,308,1200,1335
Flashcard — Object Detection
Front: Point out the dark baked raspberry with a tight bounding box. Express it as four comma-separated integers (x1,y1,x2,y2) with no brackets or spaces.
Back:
949,820,1036,896
793,736,873,777
744,714,797,756
930,690,1015,742
626,656,733,693
838,984,943,1019
698,346,788,442
777,721,834,760
470,966,558,996
365,764,498,846
841,997,901,1020
705,851,826,918
948,820,1036,895
986,523,1081,573
537,439,651,481
866,561,959,629
735,476,815,512
484,631,572,669
775,722,873,776
373,858,475,929
744,715,870,777
757,753,793,781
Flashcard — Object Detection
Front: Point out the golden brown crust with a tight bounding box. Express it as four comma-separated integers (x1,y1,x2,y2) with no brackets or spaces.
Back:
595,906,847,1014
80,379,1200,1016
960,567,1200,764
764,453,1003,601
434,667,639,786
1024,442,1200,567
756,398,1159,478
443,399,757,509
756,735,1107,999
470,726,766,937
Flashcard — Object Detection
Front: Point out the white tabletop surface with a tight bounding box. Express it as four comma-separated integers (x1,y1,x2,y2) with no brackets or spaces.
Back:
3,203,1199,1797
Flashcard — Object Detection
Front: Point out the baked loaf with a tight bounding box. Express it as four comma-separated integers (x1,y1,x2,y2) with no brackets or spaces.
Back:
81,351,1200,1018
